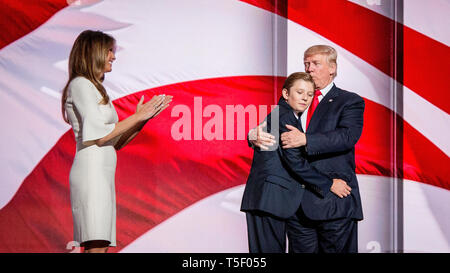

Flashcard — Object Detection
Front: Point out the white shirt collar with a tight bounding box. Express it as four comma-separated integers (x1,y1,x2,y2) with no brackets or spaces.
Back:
319,81,334,98
299,81,334,131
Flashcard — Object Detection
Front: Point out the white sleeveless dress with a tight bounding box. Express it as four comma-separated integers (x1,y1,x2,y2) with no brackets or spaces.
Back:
65,76,120,247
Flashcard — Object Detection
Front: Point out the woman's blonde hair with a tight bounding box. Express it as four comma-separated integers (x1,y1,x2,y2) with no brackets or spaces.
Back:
61,30,116,123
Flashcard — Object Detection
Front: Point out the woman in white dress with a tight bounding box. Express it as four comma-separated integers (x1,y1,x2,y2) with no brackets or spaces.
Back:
61,30,172,253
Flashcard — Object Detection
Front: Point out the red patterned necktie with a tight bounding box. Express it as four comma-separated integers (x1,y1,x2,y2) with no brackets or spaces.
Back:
305,89,322,131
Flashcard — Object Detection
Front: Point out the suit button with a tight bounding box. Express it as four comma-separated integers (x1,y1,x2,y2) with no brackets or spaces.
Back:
301,184,305,188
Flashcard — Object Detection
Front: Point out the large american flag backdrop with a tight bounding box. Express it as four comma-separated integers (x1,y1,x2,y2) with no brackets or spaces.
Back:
0,0,448,253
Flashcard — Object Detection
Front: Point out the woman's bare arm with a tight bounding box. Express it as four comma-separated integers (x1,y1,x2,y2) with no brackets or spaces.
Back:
113,95,172,150
95,95,167,146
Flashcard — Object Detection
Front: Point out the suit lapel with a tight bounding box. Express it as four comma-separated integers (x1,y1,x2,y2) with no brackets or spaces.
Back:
307,84,340,133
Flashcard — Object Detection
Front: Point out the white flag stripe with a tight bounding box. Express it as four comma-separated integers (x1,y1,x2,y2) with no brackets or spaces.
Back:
120,185,249,253
84,0,285,95
350,0,450,46
404,85,450,157
121,176,450,253
403,178,450,252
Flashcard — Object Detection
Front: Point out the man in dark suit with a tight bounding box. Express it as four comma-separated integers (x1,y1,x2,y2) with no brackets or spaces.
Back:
249,45,365,253
241,72,351,253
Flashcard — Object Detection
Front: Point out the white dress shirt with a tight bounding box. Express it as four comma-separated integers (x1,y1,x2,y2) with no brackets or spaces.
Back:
300,81,334,131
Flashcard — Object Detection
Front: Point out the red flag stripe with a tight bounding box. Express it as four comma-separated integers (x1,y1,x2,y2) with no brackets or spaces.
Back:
241,0,450,114
0,0,68,50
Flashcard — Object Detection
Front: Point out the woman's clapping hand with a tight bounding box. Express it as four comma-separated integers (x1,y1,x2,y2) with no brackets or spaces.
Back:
135,94,173,121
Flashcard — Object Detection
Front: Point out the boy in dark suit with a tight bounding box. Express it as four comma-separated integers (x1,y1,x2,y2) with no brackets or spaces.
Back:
241,72,351,253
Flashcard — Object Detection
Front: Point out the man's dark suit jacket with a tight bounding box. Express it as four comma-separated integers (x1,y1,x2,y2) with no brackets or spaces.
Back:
241,84,365,221
302,84,365,221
